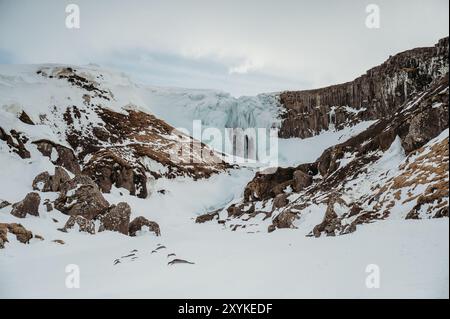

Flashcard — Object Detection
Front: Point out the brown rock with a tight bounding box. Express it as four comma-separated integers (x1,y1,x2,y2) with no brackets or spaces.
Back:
62,215,96,234
98,202,131,235
33,167,71,192
272,194,289,210
128,216,161,237
10,192,41,218
0,223,33,247
195,210,220,223
292,170,313,192
33,140,81,174
55,175,109,220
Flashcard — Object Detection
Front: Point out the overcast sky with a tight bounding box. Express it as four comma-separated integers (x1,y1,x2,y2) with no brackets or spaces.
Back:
0,0,448,96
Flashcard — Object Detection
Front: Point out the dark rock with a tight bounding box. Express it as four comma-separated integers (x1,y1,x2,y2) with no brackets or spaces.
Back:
0,223,33,248
98,202,131,235
55,175,109,220
0,200,11,209
195,210,220,223
19,111,34,125
33,140,81,174
62,215,96,234
292,170,313,192
32,167,71,192
128,216,161,237
10,192,41,218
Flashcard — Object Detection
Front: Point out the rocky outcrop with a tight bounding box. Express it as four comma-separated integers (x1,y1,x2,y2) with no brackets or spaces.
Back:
128,216,161,236
32,167,71,192
279,37,449,138
0,223,33,248
0,127,30,159
33,140,81,174
98,202,131,235
10,192,41,218
82,149,148,198
55,175,109,220
199,64,449,234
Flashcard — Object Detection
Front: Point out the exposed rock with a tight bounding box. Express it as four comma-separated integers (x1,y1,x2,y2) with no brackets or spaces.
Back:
128,216,161,236
61,215,96,234
271,210,298,230
195,210,220,223
83,149,148,198
55,175,109,220
293,170,313,192
0,200,11,209
278,37,449,139
32,167,71,192
312,196,346,237
44,199,53,212
0,127,30,159
98,202,131,235
19,111,34,125
272,194,289,210
33,140,81,174
10,192,41,218
52,239,65,245
0,223,33,248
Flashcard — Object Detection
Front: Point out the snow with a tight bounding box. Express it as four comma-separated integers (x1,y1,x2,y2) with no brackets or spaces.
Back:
0,64,448,299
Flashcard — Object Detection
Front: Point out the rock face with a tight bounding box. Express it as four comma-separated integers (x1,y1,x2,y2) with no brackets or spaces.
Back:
55,175,110,220
128,216,161,236
278,37,449,138
10,192,41,218
98,202,131,235
32,167,71,192
82,149,148,198
33,140,81,174
197,51,449,235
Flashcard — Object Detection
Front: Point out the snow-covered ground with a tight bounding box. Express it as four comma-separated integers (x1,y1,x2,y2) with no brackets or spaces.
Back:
1,130,448,299
0,64,448,299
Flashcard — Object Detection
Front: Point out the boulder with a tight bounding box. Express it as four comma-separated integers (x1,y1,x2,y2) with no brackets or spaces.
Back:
0,200,11,209
55,175,109,220
128,216,161,237
0,223,33,248
10,192,41,218
98,202,131,235
61,215,96,234
271,210,298,230
195,210,219,224
293,170,313,192
32,167,71,192
272,194,289,210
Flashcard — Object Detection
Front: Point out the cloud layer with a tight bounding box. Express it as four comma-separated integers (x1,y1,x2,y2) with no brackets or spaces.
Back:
0,0,448,96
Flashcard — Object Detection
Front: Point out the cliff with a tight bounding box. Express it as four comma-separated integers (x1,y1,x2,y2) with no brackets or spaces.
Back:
279,37,449,138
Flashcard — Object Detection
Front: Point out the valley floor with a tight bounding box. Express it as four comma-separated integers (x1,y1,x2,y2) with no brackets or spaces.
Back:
0,168,448,298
